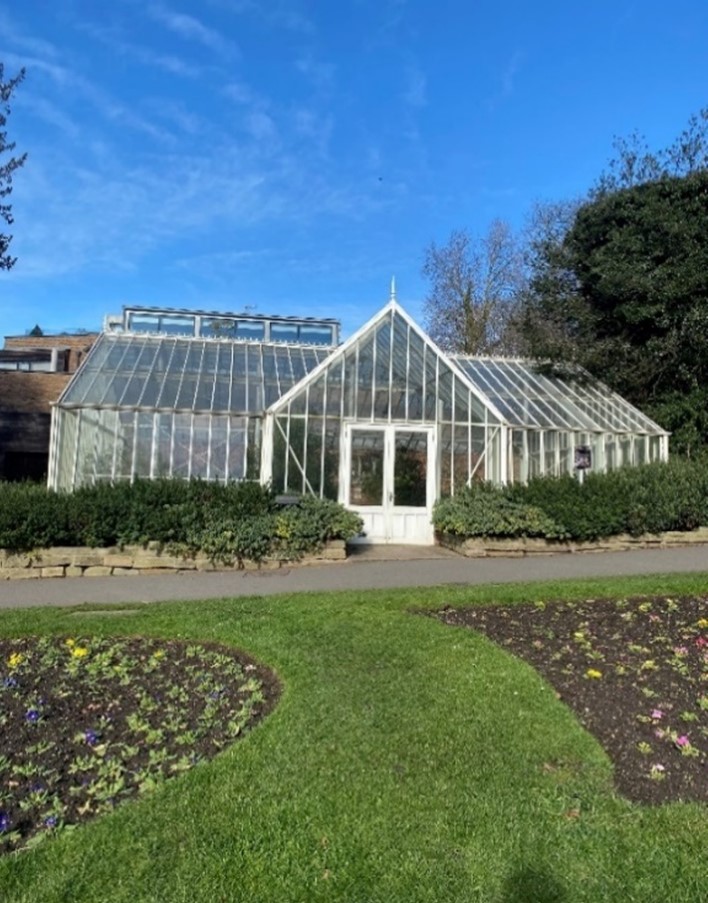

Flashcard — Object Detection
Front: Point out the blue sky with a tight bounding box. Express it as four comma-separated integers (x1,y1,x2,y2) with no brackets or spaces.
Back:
1,0,706,340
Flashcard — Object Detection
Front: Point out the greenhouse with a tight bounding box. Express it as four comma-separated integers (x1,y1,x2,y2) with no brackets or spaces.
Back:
49,299,669,544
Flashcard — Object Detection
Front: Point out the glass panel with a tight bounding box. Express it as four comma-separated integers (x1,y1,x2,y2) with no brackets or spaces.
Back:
160,315,194,336
228,418,247,480
271,323,299,343
527,432,541,479
209,419,228,482
356,336,374,419
374,320,391,420
350,429,384,506
246,418,261,479
116,411,136,479
439,424,453,497
323,420,340,500
128,314,160,333
191,415,210,478
171,414,191,478
154,413,173,477
134,412,154,477
394,431,428,506
201,318,237,339
237,321,265,341
453,425,469,492
544,430,558,476
300,324,333,345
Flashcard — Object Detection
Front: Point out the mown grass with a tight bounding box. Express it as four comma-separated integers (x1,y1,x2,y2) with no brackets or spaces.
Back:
0,573,707,902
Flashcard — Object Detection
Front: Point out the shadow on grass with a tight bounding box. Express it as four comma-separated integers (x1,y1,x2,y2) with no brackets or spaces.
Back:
502,865,567,903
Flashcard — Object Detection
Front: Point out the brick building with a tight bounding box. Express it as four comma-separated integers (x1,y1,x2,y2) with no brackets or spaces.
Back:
0,331,98,481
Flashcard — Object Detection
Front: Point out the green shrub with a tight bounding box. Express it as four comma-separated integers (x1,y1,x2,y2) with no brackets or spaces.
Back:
433,483,566,539
0,479,361,563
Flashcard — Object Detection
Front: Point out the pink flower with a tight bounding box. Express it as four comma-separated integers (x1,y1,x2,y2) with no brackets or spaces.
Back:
651,709,664,720
651,763,665,772
673,646,688,656
674,735,690,748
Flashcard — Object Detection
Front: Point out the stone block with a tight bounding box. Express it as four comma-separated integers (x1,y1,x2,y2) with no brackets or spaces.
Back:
83,566,113,577
131,553,195,569
0,553,31,568
70,550,107,568
4,568,39,579
102,554,136,569
40,566,66,578
65,566,84,577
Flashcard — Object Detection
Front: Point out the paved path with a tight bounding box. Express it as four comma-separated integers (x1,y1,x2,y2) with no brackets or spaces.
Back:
0,545,706,610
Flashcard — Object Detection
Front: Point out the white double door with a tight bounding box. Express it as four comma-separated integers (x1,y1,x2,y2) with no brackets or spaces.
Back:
341,424,436,544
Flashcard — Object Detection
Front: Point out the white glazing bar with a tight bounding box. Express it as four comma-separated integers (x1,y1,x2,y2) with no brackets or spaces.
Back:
110,409,120,480
71,410,83,490
47,407,59,489
242,416,248,480
467,393,472,487
303,386,310,494
168,412,176,478
539,430,545,477
371,326,377,421
405,324,411,421
450,373,456,492
354,344,360,419
225,415,231,481
206,415,213,480
130,411,139,483
150,412,159,478
284,404,291,489
499,425,508,483
339,356,345,422
320,371,328,497
422,342,427,423
388,311,395,423
187,414,195,480
260,413,273,485
661,435,669,461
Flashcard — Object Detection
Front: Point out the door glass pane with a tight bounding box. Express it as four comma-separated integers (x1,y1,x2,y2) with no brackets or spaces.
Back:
350,430,384,505
394,431,428,507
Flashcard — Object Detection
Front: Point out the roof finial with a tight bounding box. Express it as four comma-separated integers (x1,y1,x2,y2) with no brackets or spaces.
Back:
389,275,397,303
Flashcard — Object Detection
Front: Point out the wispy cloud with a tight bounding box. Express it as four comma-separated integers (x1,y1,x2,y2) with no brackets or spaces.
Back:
403,66,426,108
148,3,238,58
76,21,204,78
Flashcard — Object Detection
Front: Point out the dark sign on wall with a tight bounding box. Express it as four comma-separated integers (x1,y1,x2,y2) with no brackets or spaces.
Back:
574,445,592,470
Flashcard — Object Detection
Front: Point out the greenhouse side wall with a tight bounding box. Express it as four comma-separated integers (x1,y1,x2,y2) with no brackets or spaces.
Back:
50,408,262,489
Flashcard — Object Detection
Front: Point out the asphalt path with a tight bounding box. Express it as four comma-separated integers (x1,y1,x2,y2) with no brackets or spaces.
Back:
0,546,706,610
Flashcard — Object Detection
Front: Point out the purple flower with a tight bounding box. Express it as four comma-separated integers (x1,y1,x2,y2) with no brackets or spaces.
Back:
44,816,58,828
651,709,664,720
25,708,40,723
84,729,99,746
0,812,10,833
2,676,18,688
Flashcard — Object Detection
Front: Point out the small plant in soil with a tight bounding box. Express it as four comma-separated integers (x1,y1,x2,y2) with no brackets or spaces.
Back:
433,595,707,805
0,636,279,854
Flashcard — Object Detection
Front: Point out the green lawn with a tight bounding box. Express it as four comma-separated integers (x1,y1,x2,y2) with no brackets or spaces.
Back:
1,574,707,903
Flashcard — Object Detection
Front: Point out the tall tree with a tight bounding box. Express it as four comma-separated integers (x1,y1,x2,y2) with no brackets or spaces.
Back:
0,64,27,271
524,171,708,453
422,219,524,355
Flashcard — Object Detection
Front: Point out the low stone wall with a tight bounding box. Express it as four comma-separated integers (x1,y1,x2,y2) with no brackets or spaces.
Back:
438,527,708,558
0,541,347,580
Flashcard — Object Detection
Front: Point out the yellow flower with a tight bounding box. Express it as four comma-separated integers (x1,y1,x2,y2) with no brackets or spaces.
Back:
586,669,603,679
7,652,24,669
64,638,76,648
152,650,165,660
697,618,708,629
71,646,89,659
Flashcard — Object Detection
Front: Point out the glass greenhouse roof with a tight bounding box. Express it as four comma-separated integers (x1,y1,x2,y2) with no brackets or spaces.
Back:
453,356,668,435
58,333,333,414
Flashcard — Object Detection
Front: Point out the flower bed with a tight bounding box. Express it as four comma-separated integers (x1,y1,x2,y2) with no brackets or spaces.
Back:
0,636,280,853
434,594,707,805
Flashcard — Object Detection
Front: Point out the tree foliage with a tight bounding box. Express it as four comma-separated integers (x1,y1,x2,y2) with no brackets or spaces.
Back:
422,219,524,355
522,171,708,453
0,64,27,272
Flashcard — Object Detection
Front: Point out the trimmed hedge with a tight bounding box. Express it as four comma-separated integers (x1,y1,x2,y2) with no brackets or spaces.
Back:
0,480,363,561
434,458,708,542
